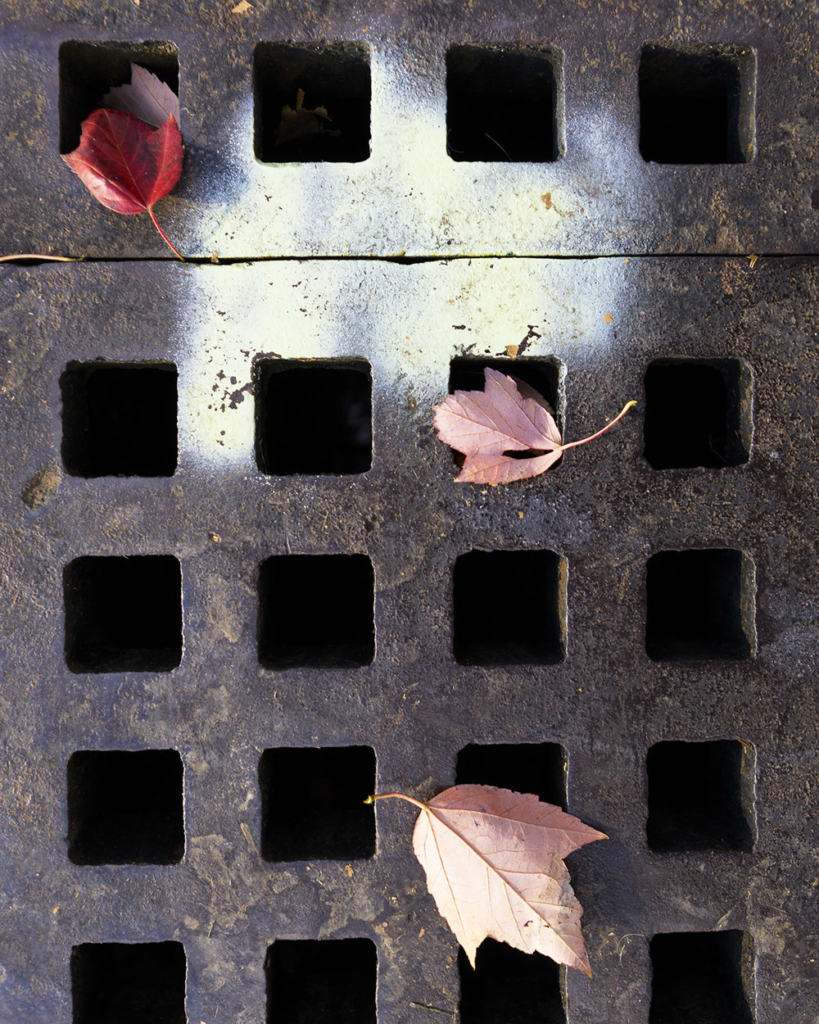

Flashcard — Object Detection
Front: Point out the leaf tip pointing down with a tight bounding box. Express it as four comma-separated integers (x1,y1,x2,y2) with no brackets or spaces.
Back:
391,784,606,974
62,94,185,259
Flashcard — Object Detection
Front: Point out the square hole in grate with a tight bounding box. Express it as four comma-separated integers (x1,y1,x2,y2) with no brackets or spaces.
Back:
71,941,186,1024
649,931,755,1024
59,41,179,155
643,358,751,469
639,45,756,164
457,743,567,809
266,938,377,1024
64,555,183,673
646,549,754,661
254,42,371,163
259,747,375,861
459,941,565,1024
67,750,184,865
258,554,374,669
61,362,178,478
255,359,372,475
453,550,566,665
647,740,756,852
447,45,563,162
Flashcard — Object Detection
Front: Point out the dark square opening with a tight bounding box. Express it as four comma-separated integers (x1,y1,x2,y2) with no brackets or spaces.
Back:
71,941,187,1024
61,362,178,478
259,746,375,861
258,554,374,669
639,45,756,164
254,42,371,163
67,750,184,865
454,550,566,665
265,938,377,1024
643,359,750,469
646,549,754,661
59,41,179,155
459,941,565,1024
255,359,372,475
448,358,564,472
457,743,567,809
647,740,755,852
64,555,183,673
650,931,755,1024
447,45,563,162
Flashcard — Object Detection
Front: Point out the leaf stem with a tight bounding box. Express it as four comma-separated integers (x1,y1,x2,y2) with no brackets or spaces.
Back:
558,400,637,452
0,254,78,262
148,206,184,261
364,792,427,810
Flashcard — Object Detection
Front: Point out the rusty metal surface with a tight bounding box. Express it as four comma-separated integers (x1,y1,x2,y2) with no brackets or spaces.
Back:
0,0,816,256
0,256,818,1021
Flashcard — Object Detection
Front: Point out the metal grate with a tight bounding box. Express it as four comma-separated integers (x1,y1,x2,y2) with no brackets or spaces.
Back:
1,3,818,1024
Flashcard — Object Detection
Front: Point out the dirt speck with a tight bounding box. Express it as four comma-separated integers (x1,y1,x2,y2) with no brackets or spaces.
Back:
21,461,61,510
206,577,243,643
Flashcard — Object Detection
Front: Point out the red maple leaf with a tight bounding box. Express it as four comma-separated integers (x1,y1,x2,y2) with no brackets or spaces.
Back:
62,108,184,259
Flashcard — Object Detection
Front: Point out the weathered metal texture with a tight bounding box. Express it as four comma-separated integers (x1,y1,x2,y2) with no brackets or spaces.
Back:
1,257,818,1022
0,0,817,256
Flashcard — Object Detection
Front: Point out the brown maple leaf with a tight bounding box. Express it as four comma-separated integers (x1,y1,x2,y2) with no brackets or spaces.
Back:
103,62,181,130
433,368,636,485
367,784,606,974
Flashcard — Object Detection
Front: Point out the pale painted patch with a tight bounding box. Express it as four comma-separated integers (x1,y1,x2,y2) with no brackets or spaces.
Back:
176,259,638,466
175,41,650,466
179,45,649,258
177,262,372,468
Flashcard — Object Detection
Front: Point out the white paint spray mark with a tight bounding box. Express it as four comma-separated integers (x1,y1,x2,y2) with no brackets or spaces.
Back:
176,259,639,467
175,42,657,463
178,45,653,258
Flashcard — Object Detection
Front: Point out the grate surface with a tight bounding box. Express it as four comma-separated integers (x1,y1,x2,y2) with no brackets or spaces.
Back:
1,3,819,1023
0,0,817,256
1,258,818,1023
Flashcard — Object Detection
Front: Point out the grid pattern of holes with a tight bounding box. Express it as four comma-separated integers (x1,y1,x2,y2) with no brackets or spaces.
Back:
58,345,759,1019
56,40,757,166
0,18,794,999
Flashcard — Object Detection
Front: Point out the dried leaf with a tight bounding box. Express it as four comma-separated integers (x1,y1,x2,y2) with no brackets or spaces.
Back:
276,88,341,146
372,785,606,974
433,368,562,485
62,109,184,259
103,63,181,129
433,368,636,486
232,0,252,9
